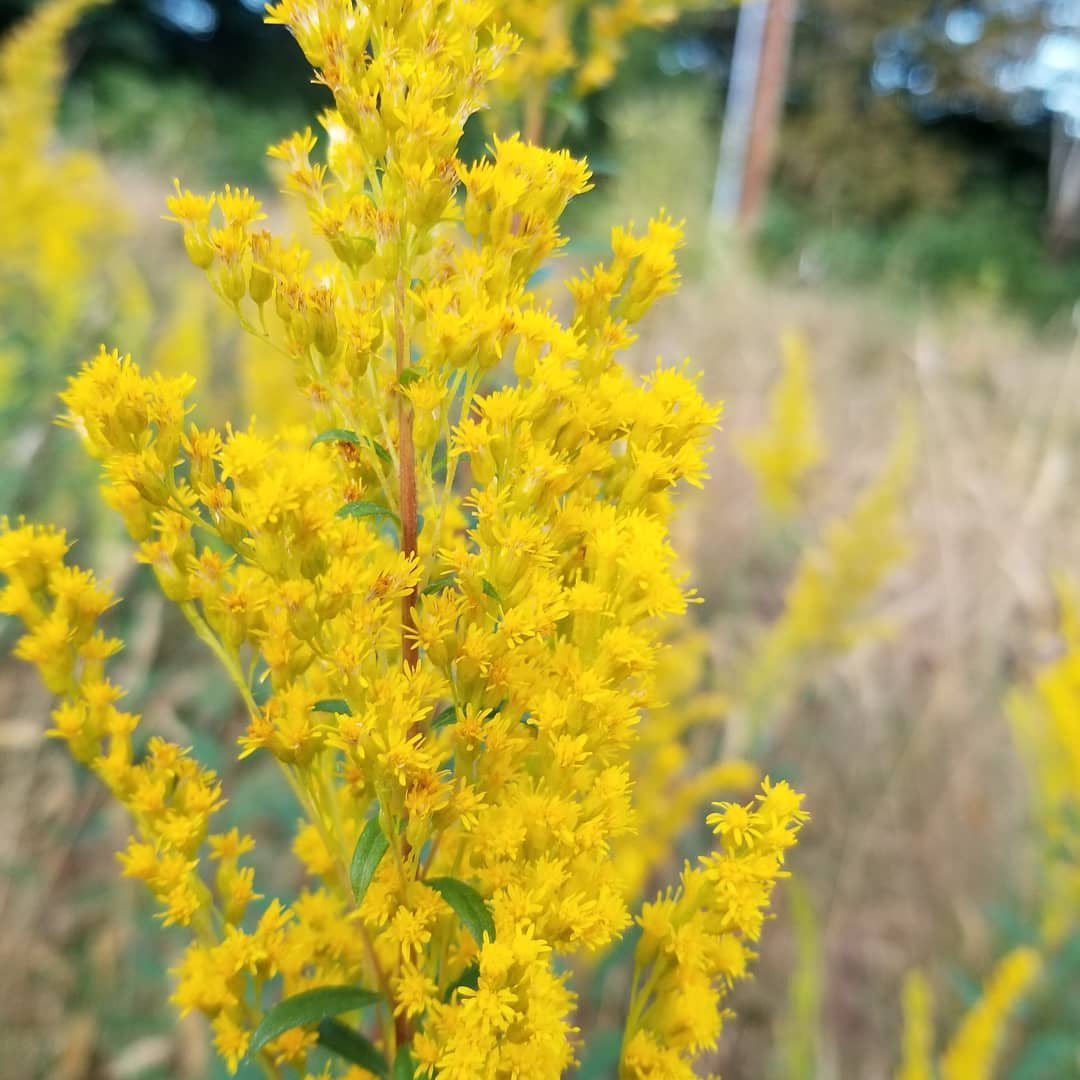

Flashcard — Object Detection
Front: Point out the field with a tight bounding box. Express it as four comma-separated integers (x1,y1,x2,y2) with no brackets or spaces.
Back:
2,4,1080,1079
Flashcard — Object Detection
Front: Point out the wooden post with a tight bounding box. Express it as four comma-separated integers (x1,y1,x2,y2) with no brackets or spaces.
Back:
711,0,770,227
738,0,796,229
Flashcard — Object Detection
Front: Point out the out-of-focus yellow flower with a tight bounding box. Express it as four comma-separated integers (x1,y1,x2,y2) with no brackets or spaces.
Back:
739,415,915,736
1008,577,1080,944
897,970,934,1080
621,778,809,1078
737,332,826,518
0,0,124,336
490,0,713,139
939,948,1041,1080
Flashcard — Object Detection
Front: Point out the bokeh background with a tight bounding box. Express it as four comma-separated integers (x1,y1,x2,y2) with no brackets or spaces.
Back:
2,0,1080,1077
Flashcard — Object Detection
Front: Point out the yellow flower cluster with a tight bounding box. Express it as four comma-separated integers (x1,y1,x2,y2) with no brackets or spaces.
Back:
0,518,260,1071
897,948,1041,1080
1008,579,1080,945
737,331,826,519
0,0,123,337
939,947,1041,1080
622,779,809,1078
490,0,710,139
739,417,915,739
2,1,807,1076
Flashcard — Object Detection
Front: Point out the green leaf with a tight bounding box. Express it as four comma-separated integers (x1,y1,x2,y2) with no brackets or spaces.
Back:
431,705,457,730
427,877,495,945
317,1019,388,1076
367,437,393,467
350,813,390,903
312,698,352,715
248,985,382,1056
422,574,457,595
337,501,401,525
398,367,425,388
443,961,480,1002
312,428,361,447
481,579,500,602
392,1045,416,1080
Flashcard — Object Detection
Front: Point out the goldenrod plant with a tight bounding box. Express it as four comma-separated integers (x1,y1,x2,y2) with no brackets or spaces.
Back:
897,970,934,1080
896,949,1042,1080
0,0,129,514
777,879,824,1080
734,415,915,748
1008,578,1080,947
736,332,826,520
0,0,117,330
490,0,712,142
0,1,807,1076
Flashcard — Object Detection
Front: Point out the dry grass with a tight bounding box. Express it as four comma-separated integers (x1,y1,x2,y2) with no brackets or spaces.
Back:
632,264,1080,1078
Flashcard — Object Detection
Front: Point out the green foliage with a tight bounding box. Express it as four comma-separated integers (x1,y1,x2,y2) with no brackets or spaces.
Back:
350,814,390,903
248,985,382,1056
1007,930,1080,1080
758,191,1080,327
426,877,496,946
780,0,970,223
67,65,311,187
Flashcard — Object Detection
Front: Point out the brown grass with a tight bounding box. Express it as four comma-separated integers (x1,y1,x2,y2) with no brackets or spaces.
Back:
632,262,1080,1078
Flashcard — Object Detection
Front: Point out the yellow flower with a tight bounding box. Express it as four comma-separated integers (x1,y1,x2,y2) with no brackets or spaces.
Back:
897,970,934,1080
622,779,808,1077
0,1,806,1076
737,331,826,517
939,948,1041,1080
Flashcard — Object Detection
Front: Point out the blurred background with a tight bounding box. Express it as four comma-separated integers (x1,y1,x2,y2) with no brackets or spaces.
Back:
2,0,1080,1077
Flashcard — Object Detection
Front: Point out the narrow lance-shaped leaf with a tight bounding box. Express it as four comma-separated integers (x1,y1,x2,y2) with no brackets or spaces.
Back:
427,876,495,945
317,1018,389,1076
422,573,457,595
443,960,480,1002
312,698,352,715
312,428,361,447
351,812,390,902
248,985,381,1057
367,436,393,466
337,500,401,525
431,705,457,730
393,1044,416,1080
